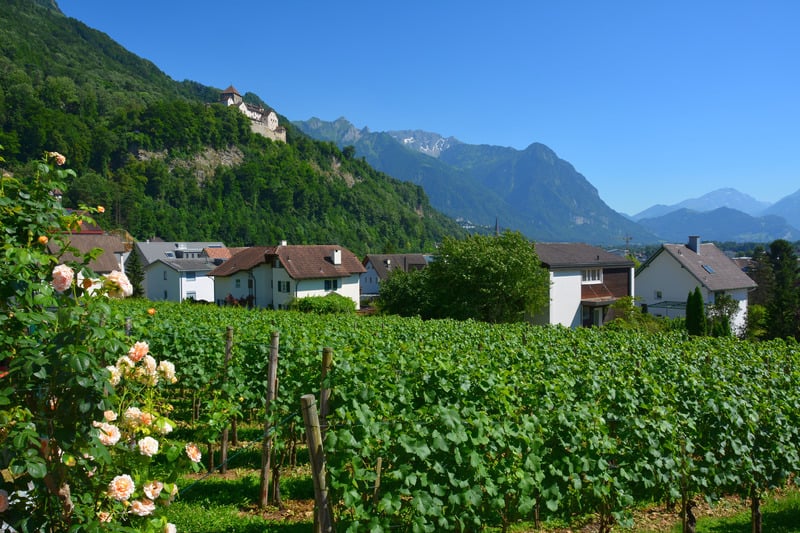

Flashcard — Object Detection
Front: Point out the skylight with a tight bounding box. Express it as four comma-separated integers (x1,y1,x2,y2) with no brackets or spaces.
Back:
702,264,715,274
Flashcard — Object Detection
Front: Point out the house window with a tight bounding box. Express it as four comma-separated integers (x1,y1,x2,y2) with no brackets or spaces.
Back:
163,271,167,280
278,281,290,293
656,290,663,299
324,279,339,291
186,271,196,281
582,268,602,284
186,291,196,301
235,279,241,288
248,278,253,289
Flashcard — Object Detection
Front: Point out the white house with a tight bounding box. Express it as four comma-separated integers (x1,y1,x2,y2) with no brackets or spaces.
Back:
635,236,757,334
209,243,366,310
360,254,430,296
531,242,636,328
133,241,225,303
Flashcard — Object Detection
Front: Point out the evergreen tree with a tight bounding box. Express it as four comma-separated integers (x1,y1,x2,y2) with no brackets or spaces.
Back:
766,239,800,340
686,287,707,336
124,248,145,297
748,245,774,307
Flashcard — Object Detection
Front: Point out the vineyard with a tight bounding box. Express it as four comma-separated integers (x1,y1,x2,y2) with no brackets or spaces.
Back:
113,299,800,532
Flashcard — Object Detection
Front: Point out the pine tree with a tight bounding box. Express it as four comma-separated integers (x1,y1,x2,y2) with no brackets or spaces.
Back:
767,239,800,340
124,248,145,297
686,287,706,336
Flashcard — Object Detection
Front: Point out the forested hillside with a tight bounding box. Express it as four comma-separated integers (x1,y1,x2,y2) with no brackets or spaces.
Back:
0,0,464,254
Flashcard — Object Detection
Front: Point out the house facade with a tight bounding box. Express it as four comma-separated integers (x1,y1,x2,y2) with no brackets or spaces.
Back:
210,244,365,310
532,242,635,328
635,236,757,334
360,254,430,295
133,241,225,303
145,258,216,302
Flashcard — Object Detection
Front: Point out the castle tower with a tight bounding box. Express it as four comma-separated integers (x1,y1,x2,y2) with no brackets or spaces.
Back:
220,85,243,106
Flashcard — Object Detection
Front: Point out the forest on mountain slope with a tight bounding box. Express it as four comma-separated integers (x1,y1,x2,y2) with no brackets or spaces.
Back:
0,0,463,255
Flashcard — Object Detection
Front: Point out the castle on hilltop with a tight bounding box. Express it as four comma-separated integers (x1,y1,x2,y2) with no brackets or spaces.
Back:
220,85,286,143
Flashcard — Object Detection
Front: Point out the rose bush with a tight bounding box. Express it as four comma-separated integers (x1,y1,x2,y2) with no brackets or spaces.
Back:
0,151,198,532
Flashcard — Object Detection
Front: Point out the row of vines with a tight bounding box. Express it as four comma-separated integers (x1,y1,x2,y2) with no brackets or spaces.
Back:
114,300,800,532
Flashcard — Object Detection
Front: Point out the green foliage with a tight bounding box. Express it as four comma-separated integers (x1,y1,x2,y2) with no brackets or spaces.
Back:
605,296,674,333
707,293,738,337
289,292,356,314
376,268,432,317
0,151,198,531
100,297,800,533
125,248,145,297
766,239,800,340
746,304,769,341
0,2,465,255
379,231,549,323
685,287,707,336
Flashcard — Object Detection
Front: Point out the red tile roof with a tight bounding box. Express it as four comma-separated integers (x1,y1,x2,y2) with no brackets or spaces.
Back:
272,245,365,280
208,246,275,277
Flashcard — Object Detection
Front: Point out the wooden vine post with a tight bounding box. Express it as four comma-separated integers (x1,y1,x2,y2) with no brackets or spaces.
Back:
220,326,234,474
319,347,333,439
259,331,280,507
301,394,333,533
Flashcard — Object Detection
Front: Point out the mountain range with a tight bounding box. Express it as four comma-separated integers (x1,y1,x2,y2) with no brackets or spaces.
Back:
294,118,657,245
295,118,800,244
4,0,798,248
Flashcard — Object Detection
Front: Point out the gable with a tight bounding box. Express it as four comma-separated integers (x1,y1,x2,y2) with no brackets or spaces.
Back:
274,245,365,280
638,243,756,292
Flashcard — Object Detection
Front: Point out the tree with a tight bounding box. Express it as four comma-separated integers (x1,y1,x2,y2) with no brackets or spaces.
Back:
124,247,145,297
685,286,706,336
380,231,549,323
707,293,738,337
747,245,774,307
378,268,432,318
766,239,800,340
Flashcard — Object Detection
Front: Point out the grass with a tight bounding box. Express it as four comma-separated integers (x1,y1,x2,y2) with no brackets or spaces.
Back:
164,469,315,532
689,489,800,532
162,428,800,532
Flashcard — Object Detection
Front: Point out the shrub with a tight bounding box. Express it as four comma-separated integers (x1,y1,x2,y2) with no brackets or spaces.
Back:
289,292,355,314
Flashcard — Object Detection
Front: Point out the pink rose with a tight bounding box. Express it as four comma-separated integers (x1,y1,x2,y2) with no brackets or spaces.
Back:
104,270,133,298
48,151,66,166
130,498,156,516
128,341,149,362
143,480,163,500
185,442,202,463
52,264,74,293
96,422,121,446
108,474,135,501
138,436,159,457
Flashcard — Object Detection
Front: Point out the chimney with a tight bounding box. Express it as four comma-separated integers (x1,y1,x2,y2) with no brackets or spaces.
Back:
280,240,287,246
688,235,701,254
332,249,342,265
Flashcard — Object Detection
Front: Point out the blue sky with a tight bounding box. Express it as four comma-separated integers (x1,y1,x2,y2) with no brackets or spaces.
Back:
57,1,800,215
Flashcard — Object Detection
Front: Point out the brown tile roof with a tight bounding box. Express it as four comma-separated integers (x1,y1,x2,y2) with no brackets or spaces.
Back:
656,242,757,292
534,242,635,269
203,246,249,261
47,234,126,274
222,85,240,96
363,254,429,280
273,245,365,280
208,247,275,277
